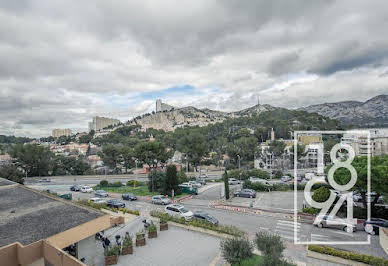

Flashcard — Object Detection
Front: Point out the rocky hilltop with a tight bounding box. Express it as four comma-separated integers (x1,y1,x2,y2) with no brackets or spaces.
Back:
128,104,275,131
299,94,388,127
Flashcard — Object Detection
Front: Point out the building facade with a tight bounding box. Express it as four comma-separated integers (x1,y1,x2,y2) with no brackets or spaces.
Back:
341,128,388,156
89,116,120,131
52,128,72,138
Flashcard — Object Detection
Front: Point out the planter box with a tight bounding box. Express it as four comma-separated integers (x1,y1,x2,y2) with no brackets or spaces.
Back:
105,255,118,266
121,245,133,255
136,238,146,246
160,223,168,231
148,231,157,238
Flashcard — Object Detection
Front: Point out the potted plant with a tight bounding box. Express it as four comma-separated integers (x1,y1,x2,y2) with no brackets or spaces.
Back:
104,245,120,265
148,222,158,238
121,234,133,255
160,218,168,231
136,230,146,246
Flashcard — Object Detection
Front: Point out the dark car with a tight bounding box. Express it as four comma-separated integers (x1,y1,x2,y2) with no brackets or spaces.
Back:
122,193,137,201
70,185,81,191
193,211,219,225
106,199,126,208
364,218,388,235
234,189,256,198
196,178,207,185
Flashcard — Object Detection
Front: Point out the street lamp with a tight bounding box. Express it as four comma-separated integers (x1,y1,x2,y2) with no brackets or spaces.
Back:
237,155,241,171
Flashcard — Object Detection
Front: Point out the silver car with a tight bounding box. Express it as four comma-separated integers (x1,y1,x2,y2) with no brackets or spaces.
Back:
315,215,356,232
152,195,172,205
95,190,108,197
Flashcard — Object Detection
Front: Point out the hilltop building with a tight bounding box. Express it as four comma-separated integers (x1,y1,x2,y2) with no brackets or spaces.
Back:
156,99,174,112
89,116,120,132
52,128,72,138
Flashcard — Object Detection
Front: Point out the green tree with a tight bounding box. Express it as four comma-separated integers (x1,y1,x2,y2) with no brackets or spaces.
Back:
0,164,24,184
134,141,171,170
224,169,230,200
220,237,253,265
99,144,121,173
268,140,286,157
177,131,208,171
120,146,135,173
164,165,181,196
312,186,330,203
10,144,53,177
255,231,287,266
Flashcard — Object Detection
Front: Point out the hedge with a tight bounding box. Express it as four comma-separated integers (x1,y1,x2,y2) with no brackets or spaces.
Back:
308,245,388,266
77,199,140,216
150,210,244,237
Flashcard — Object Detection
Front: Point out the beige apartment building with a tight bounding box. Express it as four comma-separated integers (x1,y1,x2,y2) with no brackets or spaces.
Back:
52,128,72,138
89,116,120,131
341,128,388,156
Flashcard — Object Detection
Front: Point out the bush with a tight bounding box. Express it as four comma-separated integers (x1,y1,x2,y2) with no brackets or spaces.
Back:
301,207,320,215
122,235,132,247
227,169,270,181
118,208,140,216
104,245,120,257
126,180,146,187
308,245,388,266
243,180,270,192
99,180,108,187
220,237,253,265
312,186,330,203
147,222,157,233
255,231,289,265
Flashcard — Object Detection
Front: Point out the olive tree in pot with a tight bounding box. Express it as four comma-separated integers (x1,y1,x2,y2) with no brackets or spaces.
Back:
148,222,158,238
121,233,133,255
104,245,120,266
160,218,168,231
136,230,146,246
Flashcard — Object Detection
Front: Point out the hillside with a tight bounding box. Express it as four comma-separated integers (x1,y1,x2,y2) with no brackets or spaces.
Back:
127,104,275,131
299,95,388,127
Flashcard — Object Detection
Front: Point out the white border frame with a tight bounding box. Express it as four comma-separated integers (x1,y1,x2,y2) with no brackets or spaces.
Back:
293,130,371,245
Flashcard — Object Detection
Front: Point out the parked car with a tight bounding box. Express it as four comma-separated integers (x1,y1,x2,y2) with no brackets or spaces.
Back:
314,215,356,232
106,199,126,208
228,178,241,185
193,211,219,225
198,173,208,179
196,178,207,185
94,190,108,197
122,193,137,201
281,176,292,182
152,195,172,205
38,178,51,183
80,186,93,193
164,204,193,221
89,197,106,204
234,189,256,198
364,218,388,235
70,185,81,191
188,181,202,188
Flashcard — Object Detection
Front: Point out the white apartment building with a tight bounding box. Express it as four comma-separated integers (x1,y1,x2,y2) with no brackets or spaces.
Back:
341,128,388,156
89,116,120,131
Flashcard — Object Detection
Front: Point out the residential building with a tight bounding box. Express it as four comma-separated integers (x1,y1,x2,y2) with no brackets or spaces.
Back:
0,178,124,266
341,128,388,156
52,128,72,138
89,116,120,132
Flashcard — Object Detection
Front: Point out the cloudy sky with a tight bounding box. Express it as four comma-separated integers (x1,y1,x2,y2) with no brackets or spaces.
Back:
1,0,388,137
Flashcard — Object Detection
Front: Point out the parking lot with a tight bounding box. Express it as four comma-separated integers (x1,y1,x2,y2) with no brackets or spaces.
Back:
229,191,304,212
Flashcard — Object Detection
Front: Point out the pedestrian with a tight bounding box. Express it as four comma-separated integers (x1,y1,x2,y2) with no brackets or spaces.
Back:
104,237,110,248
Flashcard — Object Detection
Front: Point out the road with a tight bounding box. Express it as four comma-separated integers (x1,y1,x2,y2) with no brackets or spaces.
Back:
27,181,387,261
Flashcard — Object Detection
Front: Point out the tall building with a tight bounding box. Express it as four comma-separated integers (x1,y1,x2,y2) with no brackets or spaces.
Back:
156,99,174,112
52,128,72,138
89,116,120,131
341,128,388,156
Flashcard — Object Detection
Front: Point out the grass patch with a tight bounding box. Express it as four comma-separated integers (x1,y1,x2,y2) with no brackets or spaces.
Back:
232,255,264,266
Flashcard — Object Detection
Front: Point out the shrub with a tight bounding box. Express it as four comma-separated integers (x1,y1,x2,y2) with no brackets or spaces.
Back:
122,235,132,247
126,180,145,187
308,245,388,266
136,230,146,240
104,245,120,257
255,231,288,265
301,207,320,215
220,237,253,265
99,180,109,186
147,222,157,233
118,208,140,216
110,181,123,187
312,186,330,203
243,180,270,192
